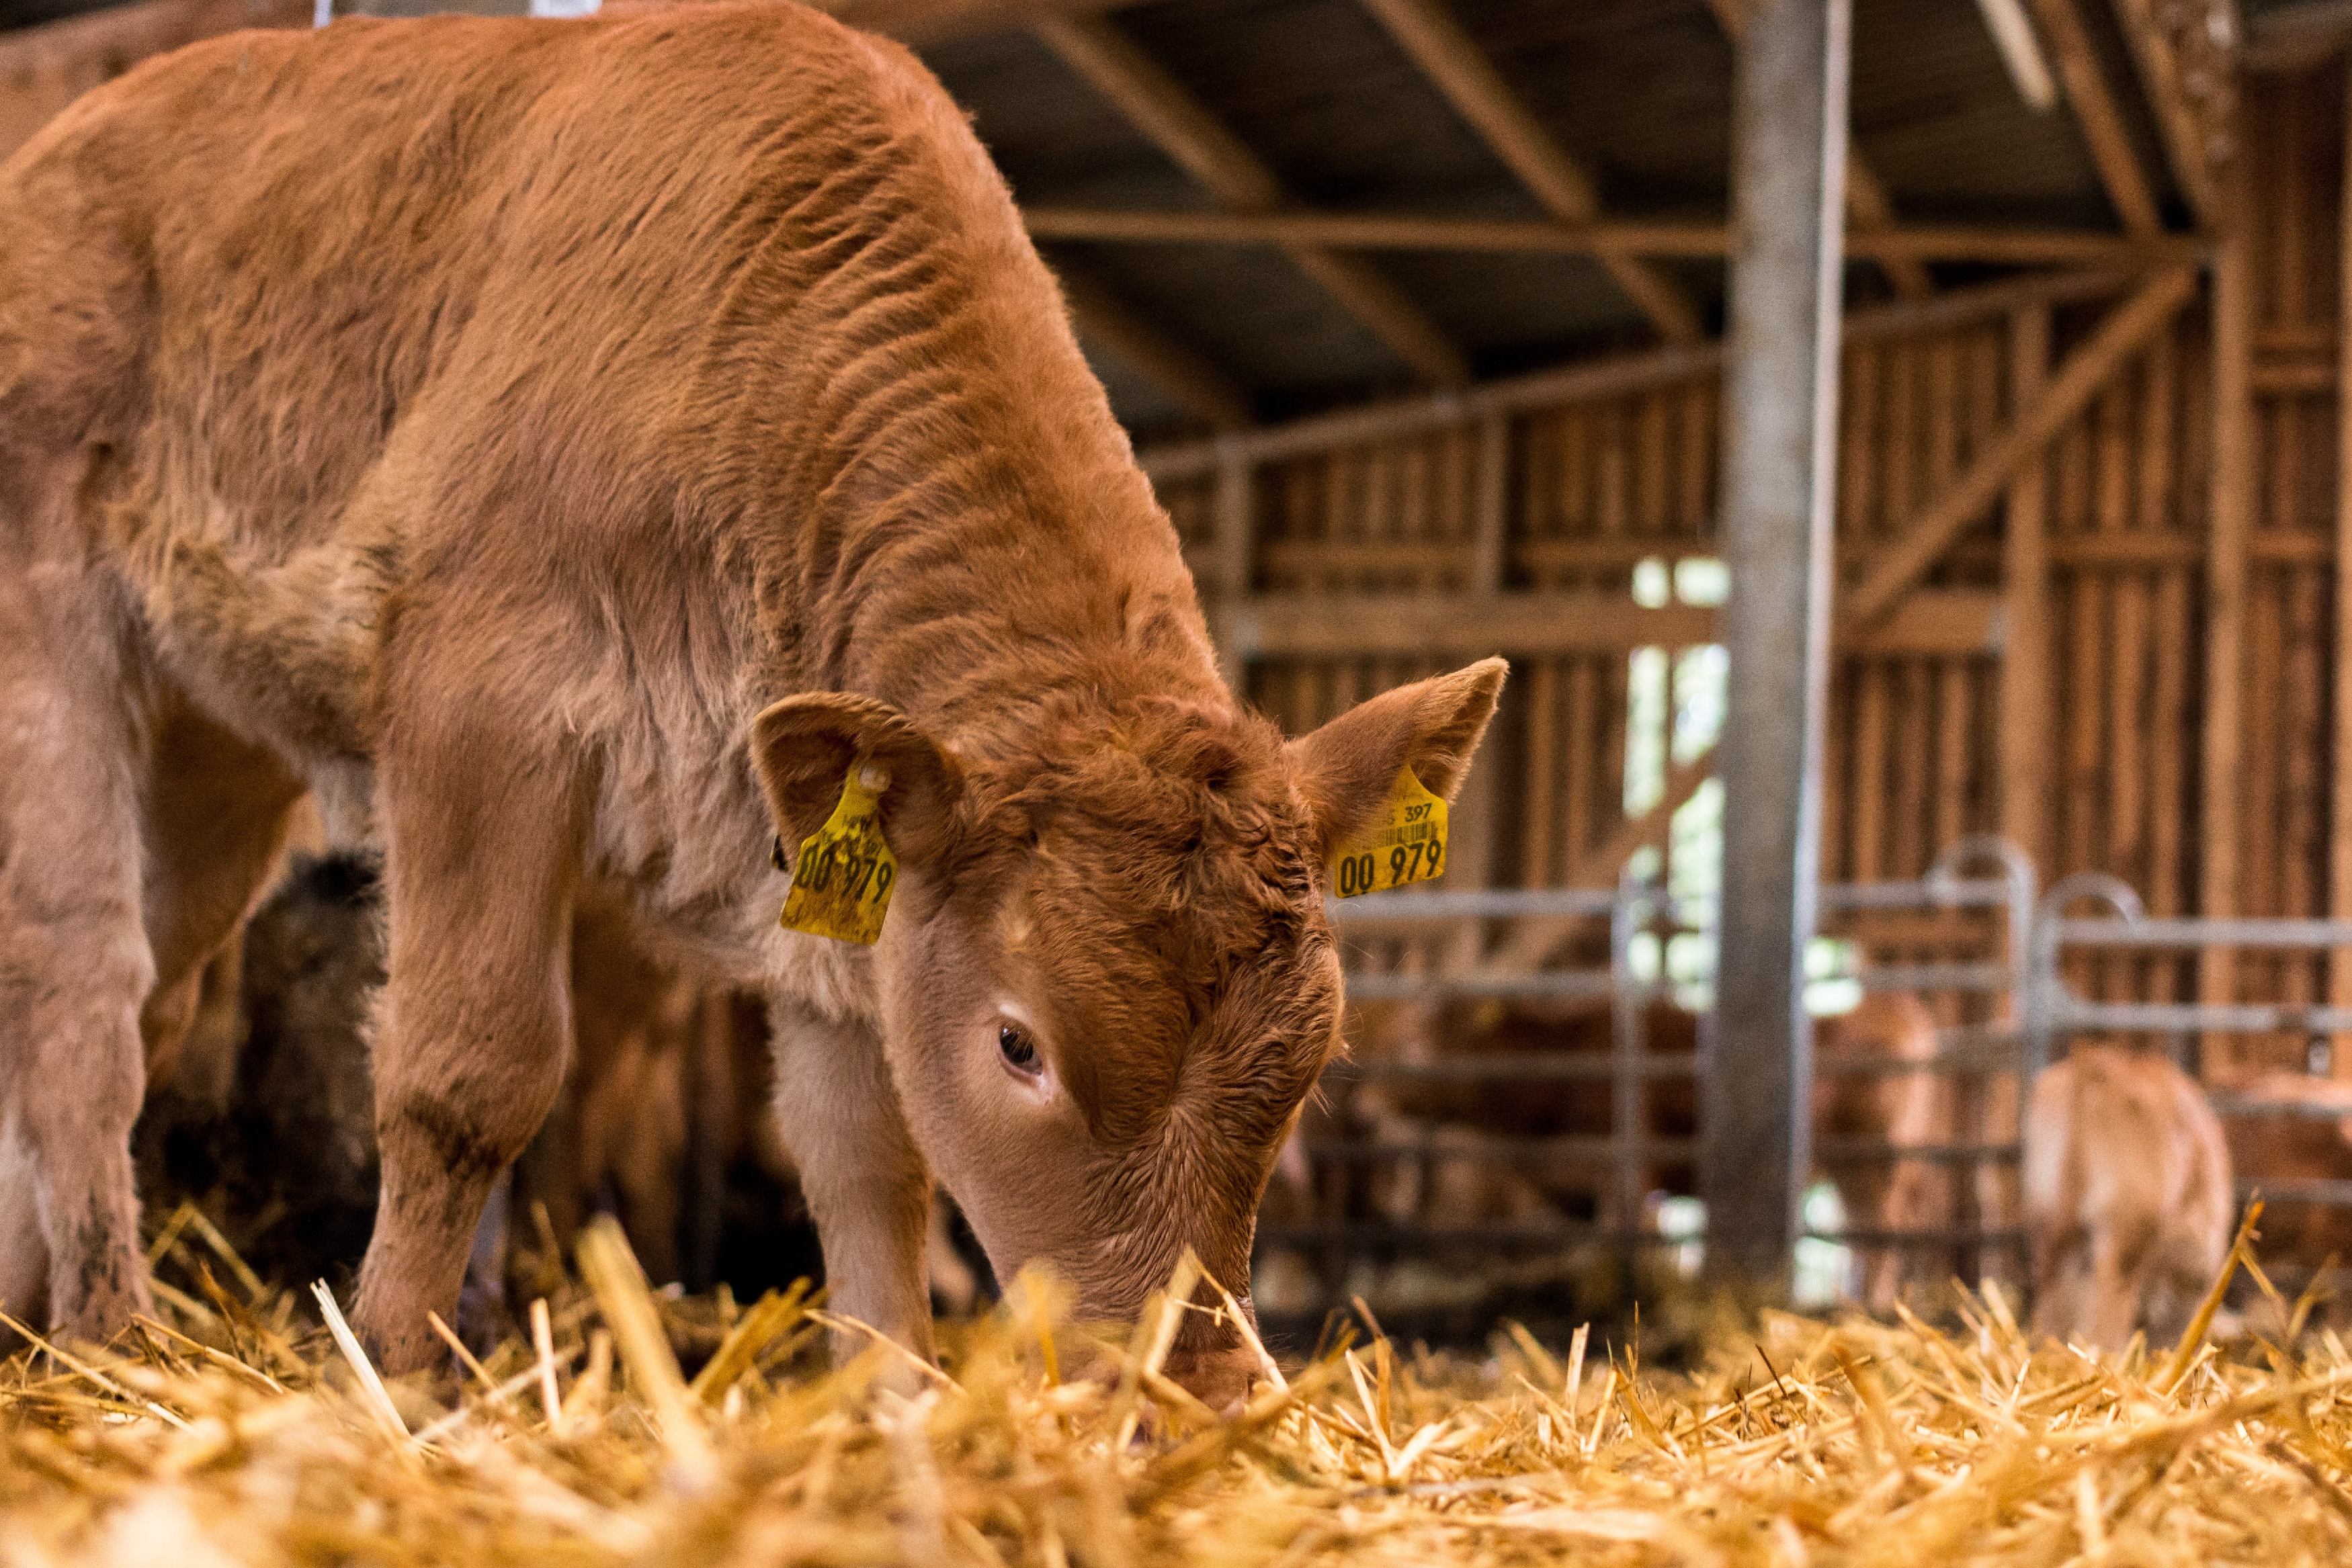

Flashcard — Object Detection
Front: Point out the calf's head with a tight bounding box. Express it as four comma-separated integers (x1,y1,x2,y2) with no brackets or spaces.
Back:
753,658,1503,1406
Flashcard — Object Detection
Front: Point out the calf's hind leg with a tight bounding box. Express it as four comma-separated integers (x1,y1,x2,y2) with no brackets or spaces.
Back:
0,562,153,1342
351,713,581,1375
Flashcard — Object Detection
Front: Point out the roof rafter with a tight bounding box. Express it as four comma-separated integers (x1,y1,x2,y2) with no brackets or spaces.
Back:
810,0,1130,47
1032,12,1470,386
1019,204,2201,268
2025,0,2165,236
2104,0,2218,227
1356,0,1701,345
1699,0,1933,298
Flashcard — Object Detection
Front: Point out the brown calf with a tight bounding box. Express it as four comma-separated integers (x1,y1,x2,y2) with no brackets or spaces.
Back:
0,2,1503,1404
2025,1048,2232,1352
1811,993,1944,1310
2218,1072,2352,1270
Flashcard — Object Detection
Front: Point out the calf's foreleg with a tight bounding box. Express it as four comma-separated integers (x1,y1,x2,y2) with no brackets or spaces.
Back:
767,1000,935,1366
0,562,154,1343
351,717,580,1375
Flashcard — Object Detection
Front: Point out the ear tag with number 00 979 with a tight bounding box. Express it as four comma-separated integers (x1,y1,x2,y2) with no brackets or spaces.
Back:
778,763,898,945
1329,766,1448,898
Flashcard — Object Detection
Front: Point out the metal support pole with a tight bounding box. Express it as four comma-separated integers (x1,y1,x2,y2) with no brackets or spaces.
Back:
1610,865,1654,1274
1704,0,1851,1287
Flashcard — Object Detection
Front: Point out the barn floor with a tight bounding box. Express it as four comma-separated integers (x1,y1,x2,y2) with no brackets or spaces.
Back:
4,1213,2350,1567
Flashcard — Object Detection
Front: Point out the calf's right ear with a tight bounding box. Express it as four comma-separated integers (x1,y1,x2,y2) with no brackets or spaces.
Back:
1284,658,1507,863
750,693,965,869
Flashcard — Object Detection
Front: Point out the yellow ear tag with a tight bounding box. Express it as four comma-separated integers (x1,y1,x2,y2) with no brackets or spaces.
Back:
1330,766,1449,897
778,763,898,945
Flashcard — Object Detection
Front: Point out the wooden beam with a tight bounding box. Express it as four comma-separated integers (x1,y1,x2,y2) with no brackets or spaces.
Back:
1972,0,2060,110
1355,0,1701,343
2026,0,2164,238
1998,306,2054,873
1210,445,1254,693
1698,0,1932,298
2203,191,2253,1049
2106,0,2218,228
1835,265,2197,635
1142,268,2131,482
810,0,1131,46
2330,78,2351,1066
1232,593,1715,658
1019,206,2199,268
1220,589,1998,658
1052,267,1251,429
1032,15,1469,385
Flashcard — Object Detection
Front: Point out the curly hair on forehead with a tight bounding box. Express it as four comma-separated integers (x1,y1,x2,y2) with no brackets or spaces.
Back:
951,690,1321,918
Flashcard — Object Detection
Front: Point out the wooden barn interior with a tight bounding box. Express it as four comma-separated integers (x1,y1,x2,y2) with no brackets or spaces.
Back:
11,0,2352,1332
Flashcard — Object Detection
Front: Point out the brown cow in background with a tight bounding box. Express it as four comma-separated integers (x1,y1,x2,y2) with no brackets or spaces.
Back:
2026,1047,2232,1352
1812,993,1945,1309
2218,1072,2352,1270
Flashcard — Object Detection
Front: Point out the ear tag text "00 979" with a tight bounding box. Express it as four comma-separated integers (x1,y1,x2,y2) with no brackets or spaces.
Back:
778,763,897,945
1329,765,1448,898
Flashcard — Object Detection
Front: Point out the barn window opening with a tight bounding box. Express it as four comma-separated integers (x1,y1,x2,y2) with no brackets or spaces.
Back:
1793,1180,1853,1306
1624,556,1728,1009
1623,558,1855,1020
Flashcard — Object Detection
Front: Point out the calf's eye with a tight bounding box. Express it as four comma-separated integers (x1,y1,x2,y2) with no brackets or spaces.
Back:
998,1023,1040,1074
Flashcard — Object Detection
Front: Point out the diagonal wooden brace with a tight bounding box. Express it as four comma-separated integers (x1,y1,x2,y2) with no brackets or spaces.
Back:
1835,265,2198,638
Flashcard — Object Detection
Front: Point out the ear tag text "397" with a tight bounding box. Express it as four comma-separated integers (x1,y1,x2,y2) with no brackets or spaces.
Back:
1329,766,1447,898
777,763,897,945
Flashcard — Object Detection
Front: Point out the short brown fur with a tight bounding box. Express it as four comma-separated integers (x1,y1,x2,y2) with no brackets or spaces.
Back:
0,2,1503,1401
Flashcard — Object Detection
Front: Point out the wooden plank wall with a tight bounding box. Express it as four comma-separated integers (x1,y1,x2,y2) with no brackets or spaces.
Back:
1160,61,2352,1063
2225,67,2345,1069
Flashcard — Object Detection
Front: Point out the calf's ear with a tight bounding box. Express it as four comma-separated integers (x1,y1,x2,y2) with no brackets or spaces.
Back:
751,692,964,869
1285,657,1507,862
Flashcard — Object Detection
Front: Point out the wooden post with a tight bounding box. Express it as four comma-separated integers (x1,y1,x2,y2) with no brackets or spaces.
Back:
1704,0,1849,1286
1211,438,1255,695
1999,306,2054,877
1443,415,1511,975
2202,179,2253,1070
2335,73,2352,1072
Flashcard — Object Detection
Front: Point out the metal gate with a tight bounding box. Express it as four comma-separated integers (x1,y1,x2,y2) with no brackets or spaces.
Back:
1256,836,2040,1327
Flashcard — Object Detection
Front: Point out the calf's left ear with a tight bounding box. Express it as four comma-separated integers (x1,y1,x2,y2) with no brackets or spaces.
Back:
751,692,965,869
1285,658,1507,861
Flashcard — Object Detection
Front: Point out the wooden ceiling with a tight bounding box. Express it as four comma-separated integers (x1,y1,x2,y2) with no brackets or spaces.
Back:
5,0,2248,437
867,0,2222,437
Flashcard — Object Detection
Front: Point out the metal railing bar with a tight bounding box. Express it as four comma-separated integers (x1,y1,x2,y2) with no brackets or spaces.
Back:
2208,1095,2352,1120
1808,1227,2030,1250
1847,962,2013,993
2236,1179,2352,1206
1331,888,1622,921
1820,877,2015,912
2052,917,2352,949
1814,1045,2023,1076
1340,971,1618,1001
1254,1222,1665,1248
1812,1140,2022,1165
1300,1136,1699,1163
2054,1002,2352,1033
1325,1055,1697,1082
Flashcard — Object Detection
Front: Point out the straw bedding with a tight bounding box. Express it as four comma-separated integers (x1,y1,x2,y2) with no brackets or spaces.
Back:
5,1207,2351,1567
